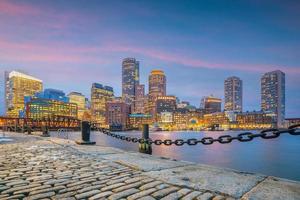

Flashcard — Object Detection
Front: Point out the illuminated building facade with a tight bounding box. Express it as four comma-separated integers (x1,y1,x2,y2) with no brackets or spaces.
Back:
156,96,176,114
148,70,166,115
122,58,139,104
200,96,222,114
235,111,276,129
68,92,86,120
133,84,145,113
224,76,243,112
203,112,230,129
91,83,114,127
106,99,130,131
25,98,77,120
128,114,153,129
36,88,69,103
261,70,285,127
5,71,43,117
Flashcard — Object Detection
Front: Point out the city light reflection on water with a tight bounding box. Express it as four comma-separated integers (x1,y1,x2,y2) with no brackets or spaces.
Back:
51,130,300,181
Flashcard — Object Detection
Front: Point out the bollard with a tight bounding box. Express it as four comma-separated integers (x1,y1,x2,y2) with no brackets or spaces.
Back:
76,121,96,145
139,124,152,154
41,126,50,137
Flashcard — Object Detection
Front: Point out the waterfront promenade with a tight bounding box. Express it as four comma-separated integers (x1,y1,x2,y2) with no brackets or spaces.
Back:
0,132,300,200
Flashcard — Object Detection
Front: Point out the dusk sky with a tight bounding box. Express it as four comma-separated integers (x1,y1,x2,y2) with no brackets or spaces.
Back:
0,0,300,117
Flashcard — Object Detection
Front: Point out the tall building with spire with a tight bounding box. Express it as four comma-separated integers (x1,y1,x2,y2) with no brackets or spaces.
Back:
261,70,285,127
224,76,243,112
122,58,139,104
5,71,43,117
148,70,166,115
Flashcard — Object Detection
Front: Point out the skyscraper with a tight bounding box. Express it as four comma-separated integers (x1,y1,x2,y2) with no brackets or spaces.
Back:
133,84,145,114
261,70,285,127
5,71,43,117
91,83,114,127
148,70,166,115
224,76,243,112
122,58,139,104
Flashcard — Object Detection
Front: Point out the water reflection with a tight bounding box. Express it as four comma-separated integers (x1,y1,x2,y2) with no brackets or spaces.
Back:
50,130,300,181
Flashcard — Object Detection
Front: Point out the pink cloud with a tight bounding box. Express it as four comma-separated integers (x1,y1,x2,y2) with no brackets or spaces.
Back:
1,37,299,75
0,0,40,16
104,44,300,75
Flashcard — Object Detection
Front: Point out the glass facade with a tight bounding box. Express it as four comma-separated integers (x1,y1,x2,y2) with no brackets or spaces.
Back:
5,71,43,117
68,92,86,120
122,58,139,104
133,84,145,114
36,88,69,103
91,83,114,127
224,76,243,112
26,98,77,120
261,70,285,127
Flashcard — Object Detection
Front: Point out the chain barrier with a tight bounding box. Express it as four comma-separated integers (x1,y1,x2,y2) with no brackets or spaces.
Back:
94,124,300,146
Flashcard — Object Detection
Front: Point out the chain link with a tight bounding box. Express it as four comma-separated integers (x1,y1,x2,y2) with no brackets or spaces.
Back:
94,124,300,146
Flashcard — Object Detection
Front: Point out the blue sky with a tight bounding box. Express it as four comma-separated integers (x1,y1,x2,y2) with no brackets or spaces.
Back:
0,0,299,117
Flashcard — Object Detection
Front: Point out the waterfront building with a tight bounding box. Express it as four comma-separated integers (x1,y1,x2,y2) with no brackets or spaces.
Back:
122,58,139,104
68,92,86,120
200,96,222,114
235,111,276,129
156,96,176,114
106,99,130,131
25,98,77,120
173,111,189,130
5,71,43,117
203,112,230,129
285,118,300,128
91,83,114,127
148,70,166,115
224,76,243,112
128,113,153,130
36,88,69,103
261,70,285,127
133,84,146,114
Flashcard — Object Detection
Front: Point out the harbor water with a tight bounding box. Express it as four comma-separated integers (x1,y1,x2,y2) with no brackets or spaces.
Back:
51,130,300,181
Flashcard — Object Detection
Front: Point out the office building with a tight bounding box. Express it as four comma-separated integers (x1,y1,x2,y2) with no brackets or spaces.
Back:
122,58,139,104
261,70,285,127
36,88,69,103
5,71,43,117
156,96,176,114
106,99,130,131
25,98,77,120
133,84,146,114
148,70,166,115
200,96,222,114
68,92,86,120
128,113,153,130
91,83,114,127
224,76,243,112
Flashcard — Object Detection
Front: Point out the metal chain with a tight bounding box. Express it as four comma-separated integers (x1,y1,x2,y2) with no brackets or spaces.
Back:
94,124,300,146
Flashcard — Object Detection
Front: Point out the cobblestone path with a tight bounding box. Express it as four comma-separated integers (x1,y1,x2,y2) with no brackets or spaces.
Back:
0,138,230,200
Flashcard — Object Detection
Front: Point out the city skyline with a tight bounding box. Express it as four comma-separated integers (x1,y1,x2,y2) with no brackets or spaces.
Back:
0,0,300,117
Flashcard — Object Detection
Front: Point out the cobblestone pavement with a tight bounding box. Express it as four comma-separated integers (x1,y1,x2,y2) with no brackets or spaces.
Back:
0,135,230,200
0,133,300,200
